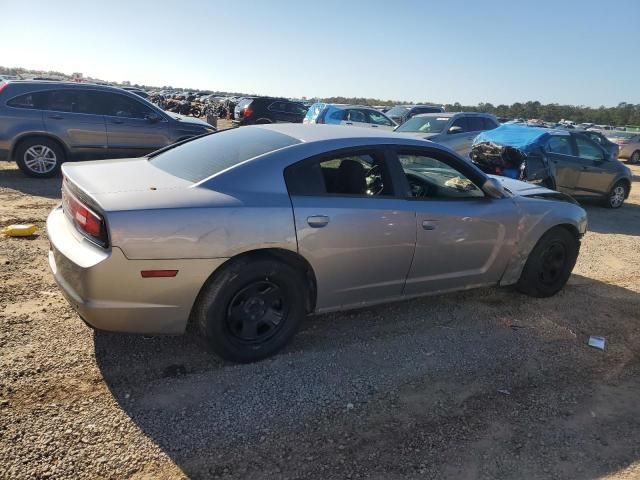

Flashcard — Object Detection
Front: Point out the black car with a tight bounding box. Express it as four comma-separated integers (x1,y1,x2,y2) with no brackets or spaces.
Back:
384,104,444,125
233,97,308,126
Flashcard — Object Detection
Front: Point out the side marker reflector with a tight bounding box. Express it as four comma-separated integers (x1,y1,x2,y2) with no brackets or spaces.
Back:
141,270,178,278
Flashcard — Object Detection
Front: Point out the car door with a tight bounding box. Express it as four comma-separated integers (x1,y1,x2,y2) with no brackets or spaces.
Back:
573,134,615,196
284,148,416,310
543,134,581,193
440,116,472,155
366,109,396,131
42,89,108,160
390,147,519,295
98,91,169,158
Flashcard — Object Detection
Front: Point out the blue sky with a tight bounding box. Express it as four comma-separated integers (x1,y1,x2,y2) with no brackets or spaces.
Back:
3,0,638,106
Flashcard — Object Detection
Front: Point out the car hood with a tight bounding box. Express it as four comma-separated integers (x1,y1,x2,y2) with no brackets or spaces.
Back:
490,175,579,204
164,111,212,128
61,158,237,212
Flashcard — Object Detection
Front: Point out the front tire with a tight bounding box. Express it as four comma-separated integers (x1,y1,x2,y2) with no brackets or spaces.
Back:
605,181,627,209
194,258,306,363
516,227,579,298
629,150,640,165
15,137,64,178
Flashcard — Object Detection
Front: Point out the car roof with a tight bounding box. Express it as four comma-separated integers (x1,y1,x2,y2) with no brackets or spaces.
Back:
1,80,139,94
252,123,422,143
412,112,494,119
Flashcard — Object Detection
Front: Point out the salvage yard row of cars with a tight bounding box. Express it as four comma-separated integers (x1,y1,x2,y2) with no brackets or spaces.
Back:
0,79,634,362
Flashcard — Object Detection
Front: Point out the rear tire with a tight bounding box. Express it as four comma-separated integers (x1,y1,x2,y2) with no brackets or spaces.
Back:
194,257,306,363
15,137,64,178
516,227,579,298
605,181,627,209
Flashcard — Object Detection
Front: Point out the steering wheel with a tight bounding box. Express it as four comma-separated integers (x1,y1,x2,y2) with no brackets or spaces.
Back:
366,164,385,195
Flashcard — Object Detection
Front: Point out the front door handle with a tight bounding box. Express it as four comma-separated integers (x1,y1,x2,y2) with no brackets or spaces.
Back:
422,220,438,230
307,215,330,228
48,115,64,120
345,122,353,125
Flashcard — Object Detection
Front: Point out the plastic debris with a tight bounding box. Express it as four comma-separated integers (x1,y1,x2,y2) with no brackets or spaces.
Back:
497,389,511,396
588,336,605,350
2,224,37,237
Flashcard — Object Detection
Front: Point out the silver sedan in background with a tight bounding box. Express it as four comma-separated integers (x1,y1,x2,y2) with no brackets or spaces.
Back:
47,125,587,362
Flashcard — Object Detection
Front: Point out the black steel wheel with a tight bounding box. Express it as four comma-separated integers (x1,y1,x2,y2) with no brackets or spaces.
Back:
194,257,306,363
517,227,579,298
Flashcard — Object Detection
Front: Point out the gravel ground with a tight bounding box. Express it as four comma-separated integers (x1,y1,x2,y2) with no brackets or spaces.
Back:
1,153,639,479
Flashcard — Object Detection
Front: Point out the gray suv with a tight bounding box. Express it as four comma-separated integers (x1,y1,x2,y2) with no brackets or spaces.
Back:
0,81,215,177
395,112,500,157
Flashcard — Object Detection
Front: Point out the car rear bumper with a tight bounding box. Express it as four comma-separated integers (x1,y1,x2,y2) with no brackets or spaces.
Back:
47,207,227,334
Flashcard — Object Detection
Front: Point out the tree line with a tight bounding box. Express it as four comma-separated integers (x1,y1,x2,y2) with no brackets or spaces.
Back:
322,97,640,127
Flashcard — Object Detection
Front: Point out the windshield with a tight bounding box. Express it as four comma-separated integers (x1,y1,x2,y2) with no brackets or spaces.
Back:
396,116,449,134
385,106,410,118
150,127,300,182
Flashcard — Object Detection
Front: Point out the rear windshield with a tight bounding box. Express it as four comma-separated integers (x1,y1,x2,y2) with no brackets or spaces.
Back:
149,127,300,182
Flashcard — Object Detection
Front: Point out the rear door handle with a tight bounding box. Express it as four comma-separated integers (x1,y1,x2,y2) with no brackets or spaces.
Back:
307,215,330,228
345,122,353,125
422,220,438,230
48,115,64,120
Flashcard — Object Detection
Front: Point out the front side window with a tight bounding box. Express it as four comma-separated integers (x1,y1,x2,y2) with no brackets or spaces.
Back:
467,116,485,132
346,109,367,123
98,92,155,119
545,135,572,155
368,110,393,126
449,117,468,134
398,152,484,199
482,117,499,130
575,136,604,161
286,102,307,115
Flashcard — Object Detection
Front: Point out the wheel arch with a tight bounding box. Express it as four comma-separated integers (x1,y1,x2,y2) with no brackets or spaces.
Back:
500,221,581,287
10,133,69,162
187,248,318,330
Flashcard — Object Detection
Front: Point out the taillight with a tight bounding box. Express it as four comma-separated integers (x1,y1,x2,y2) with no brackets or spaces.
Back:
243,106,254,118
0,83,9,94
62,181,108,247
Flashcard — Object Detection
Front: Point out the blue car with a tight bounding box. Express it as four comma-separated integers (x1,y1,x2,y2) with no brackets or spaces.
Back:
470,125,632,208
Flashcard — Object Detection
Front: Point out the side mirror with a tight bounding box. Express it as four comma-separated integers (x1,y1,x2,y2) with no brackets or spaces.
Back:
482,177,506,199
145,113,161,123
448,125,463,134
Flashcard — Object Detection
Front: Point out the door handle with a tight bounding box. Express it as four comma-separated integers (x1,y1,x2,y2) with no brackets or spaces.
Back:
371,124,379,128
307,215,330,228
422,220,438,230
111,119,125,124
48,115,64,120
345,122,353,125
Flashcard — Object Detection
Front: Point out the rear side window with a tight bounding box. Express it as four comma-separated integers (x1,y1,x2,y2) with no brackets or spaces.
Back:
329,109,346,121
285,149,393,197
268,101,286,112
575,136,604,161
7,92,47,109
346,109,367,123
150,127,300,182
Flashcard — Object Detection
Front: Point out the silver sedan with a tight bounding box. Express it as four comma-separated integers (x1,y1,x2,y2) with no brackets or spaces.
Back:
47,124,588,362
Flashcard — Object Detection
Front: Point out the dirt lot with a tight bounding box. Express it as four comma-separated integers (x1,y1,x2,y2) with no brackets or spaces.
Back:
1,153,639,479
